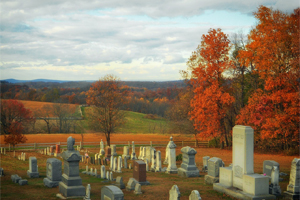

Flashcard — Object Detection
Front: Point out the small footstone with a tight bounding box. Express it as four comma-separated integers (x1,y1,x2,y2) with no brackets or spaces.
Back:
19,179,28,186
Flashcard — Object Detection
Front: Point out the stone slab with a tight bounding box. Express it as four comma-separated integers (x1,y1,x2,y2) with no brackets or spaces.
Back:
43,177,60,188
101,185,124,200
205,174,219,185
19,179,28,186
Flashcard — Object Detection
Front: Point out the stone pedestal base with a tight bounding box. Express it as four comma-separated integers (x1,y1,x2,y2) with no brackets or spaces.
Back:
166,168,178,174
178,168,199,178
27,170,39,178
269,185,281,196
132,178,150,186
284,191,300,200
214,182,276,200
205,174,219,184
43,177,60,188
58,182,85,198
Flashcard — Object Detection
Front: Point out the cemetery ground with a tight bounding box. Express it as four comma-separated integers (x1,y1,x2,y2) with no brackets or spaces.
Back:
0,133,296,200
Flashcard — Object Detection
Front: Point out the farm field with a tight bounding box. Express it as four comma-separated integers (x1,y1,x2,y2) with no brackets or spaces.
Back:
0,133,296,200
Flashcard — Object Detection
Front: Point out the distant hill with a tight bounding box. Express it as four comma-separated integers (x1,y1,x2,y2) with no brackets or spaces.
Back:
2,79,89,84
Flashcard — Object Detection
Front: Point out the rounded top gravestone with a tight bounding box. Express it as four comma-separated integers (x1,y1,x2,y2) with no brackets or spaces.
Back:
67,136,75,151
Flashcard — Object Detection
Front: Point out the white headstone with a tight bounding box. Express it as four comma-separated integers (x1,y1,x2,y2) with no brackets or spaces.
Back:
101,165,106,179
166,137,177,174
84,184,91,200
117,156,122,173
155,151,162,172
169,185,180,200
189,190,201,200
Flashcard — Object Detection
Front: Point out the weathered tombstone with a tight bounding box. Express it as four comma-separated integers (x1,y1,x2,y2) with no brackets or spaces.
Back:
11,174,22,183
155,151,162,172
105,146,111,161
115,176,125,189
126,177,138,191
110,155,114,170
189,190,201,200
101,165,106,179
134,183,142,195
19,179,28,186
0,168,4,177
117,156,122,173
269,166,281,195
166,136,178,174
178,146,199,177
100,139,105,156
129,163,132,169
131,141,137,160
84,184,91,200
43,158,62,187
142,147,146,161
214,125,275,199
284,158,300,199
82,165,88,174
122,146,130,160
111,145,118,157
169,185,180,200
138,146,143,160
205,157,224,184
164,140,170,165
27,157,39,178
124,156,128,169
145,159,149,171
110,171,114,181
263,160,280,177
145,146,154,161
57,136,85,198
101,185,124,200
202,156,210,172
133,160,150,185
150,148,156,172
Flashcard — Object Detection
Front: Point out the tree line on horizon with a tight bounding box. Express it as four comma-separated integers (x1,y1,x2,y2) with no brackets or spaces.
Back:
1,6,299,153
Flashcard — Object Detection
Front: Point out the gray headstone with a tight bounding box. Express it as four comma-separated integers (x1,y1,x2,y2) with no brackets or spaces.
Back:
269,166,281,195
202,156,210,172
169,185,180,200
101,185,124,200
155,151,162,172
126,177,137,191
208,157,224,177
111,145,118,157
27,157,39,178
116,156,122,173
84,184,91,200
115,176,125,189
178,146,199,177
19,179,28,186
58,136,85,198
124,157,128,169
11,174,21,183
101,165,106,179
43,158,62,188
263,160,280,176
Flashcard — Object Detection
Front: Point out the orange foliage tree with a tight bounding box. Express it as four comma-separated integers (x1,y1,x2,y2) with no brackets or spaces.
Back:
0,100,34,147
237,6,300,151
189,28,235,147
86,74,127,146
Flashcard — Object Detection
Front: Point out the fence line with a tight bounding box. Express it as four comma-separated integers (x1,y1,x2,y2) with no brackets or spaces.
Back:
0,140,208,151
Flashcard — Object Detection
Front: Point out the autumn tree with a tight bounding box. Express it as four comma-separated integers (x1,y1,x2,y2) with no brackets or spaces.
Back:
53,102,77,133
236,6,300,151
34,104,53,134
189,28,235,147
86,74,127,146
0,100,34,147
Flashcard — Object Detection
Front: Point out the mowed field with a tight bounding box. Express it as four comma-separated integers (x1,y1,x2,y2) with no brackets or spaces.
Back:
0,133,297,200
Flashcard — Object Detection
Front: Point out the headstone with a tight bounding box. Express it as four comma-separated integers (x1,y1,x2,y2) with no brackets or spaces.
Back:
269,166,281,195
202,156,210,172
133,160,150,185
84,184,91,200
110,171,114,181
50,146,54,155
138,146,143,160
151,148,157,172
27,157,39,178
115,176,125,189
263,160,280,177
0,168,4,177
56,144,60,154
142,147,146,161
129,163,132,169
131,141,137,160
110,155,114,170
124,156,128,169
101,165,106,179
11,174,22,183
107,171,110,181
134,183,142,195
205,157,224,184
83,165,88,174
116,156,122,173
23,152,26,161
214,125,274,199
189,190,201,200
19,179,28,186
126,177,138,191
94,168,98,177
145,146,154,161
122,146,130,160
169,185,180,200
164,140,171,165
166,136,178,174
113,157,118,172
284,158,300,199
58,136,85,198
101,185,124,200
178,146,199,177
43,158,62,187
100,139,105,156
111,145,118,157
105,146,111,160
155,151,162,172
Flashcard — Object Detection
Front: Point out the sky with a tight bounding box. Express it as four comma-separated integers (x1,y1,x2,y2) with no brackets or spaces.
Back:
0,0,298,81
